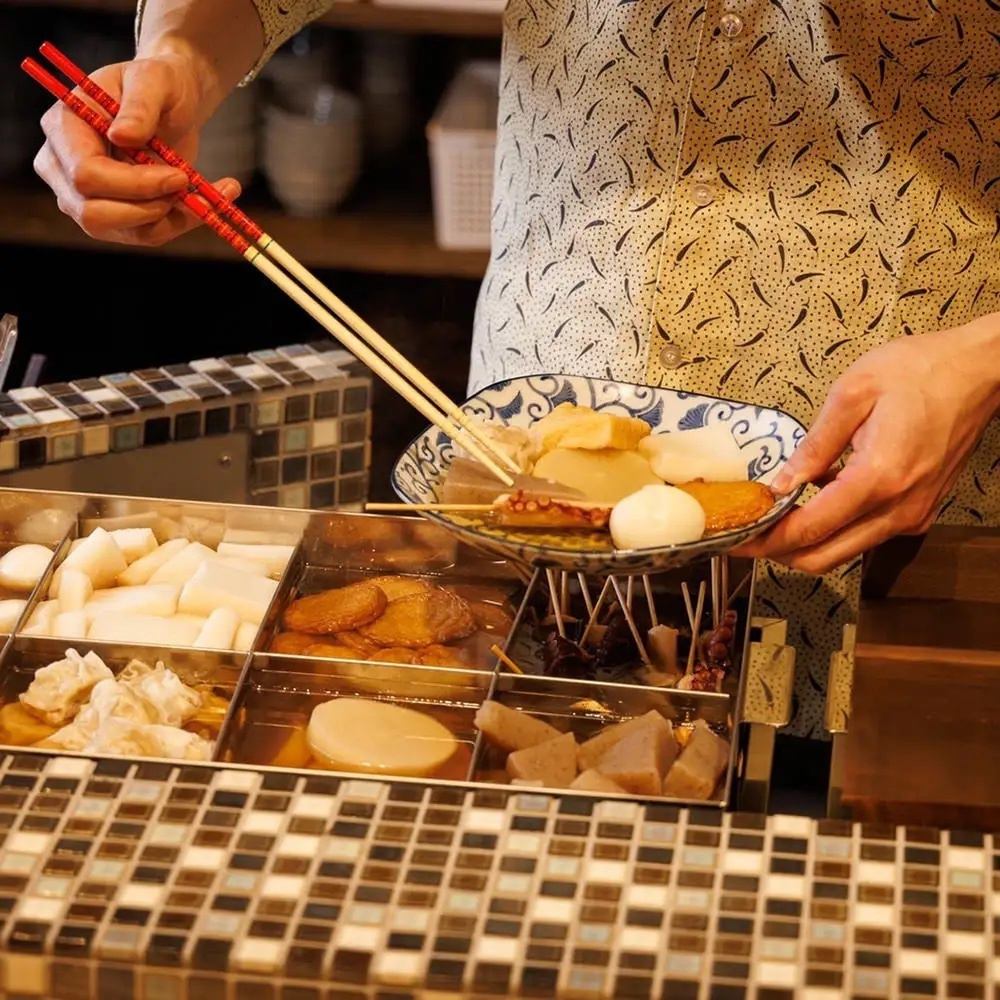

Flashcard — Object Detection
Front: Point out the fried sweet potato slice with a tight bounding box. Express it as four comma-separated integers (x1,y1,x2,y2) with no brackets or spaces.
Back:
283,582,387,635
359,589,476,648
677,480,775,533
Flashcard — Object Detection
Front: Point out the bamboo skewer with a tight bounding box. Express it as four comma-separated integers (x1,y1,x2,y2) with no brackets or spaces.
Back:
580,577,614,647
24,46,518,486
684,582,707,675
642,575,659,628
490,644,524,675
710,556,723,629
365,502,493,513
545,569,566,638
610,577,651,666
577,573,594,619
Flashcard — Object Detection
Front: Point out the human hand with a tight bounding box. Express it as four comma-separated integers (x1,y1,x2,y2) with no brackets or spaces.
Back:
34,54,241,246
738,318,1000,574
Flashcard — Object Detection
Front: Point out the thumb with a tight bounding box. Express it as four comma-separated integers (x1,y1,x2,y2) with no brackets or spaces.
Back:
107,59,173,147
773,377,873,493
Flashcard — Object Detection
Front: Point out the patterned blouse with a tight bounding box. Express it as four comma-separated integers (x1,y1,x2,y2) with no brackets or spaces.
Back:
140,0,1000,735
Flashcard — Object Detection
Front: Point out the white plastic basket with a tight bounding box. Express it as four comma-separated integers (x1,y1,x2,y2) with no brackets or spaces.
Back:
426,61,500,251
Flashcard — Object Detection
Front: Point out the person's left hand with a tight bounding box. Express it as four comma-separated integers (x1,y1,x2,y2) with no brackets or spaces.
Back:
737,317,1000,574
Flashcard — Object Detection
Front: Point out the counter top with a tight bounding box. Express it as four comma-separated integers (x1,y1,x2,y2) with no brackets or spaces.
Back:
0,750,995,999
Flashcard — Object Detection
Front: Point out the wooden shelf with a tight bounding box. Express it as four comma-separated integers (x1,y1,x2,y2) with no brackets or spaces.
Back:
3,0,503,36
0,185,489,279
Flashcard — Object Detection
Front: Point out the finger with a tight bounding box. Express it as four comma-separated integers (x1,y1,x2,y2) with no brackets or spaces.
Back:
108,59,173,147
742,462,884,558
772,378,874,493
779,507,904,575
44,104,187,201
132,207,204,245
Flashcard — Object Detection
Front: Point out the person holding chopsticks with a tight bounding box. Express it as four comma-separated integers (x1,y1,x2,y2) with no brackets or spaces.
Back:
33,0,1000,739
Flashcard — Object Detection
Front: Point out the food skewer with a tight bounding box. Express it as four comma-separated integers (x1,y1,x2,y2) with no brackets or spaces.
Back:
609,577,652,666
365,503,494,513
625,576,635,613
545,569,566,638
577,573,595,619
22,51,517,487
580,577,614,647
641,575,659,627
727,568,753,606
710,557,723,629
685,582,707,675
490,644,524,675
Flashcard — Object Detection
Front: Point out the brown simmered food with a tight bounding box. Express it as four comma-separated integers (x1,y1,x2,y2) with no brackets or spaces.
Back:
415,644,469,668
304,641,365,659
271,632,318,655
359,590,476,648
332,632,379,657
368,647,419,664
369,576,433,601
677,479,775,532
283,582,387,635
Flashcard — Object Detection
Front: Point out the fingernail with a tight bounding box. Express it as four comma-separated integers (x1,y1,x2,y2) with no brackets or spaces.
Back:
218,180,241,200
772,470,794,493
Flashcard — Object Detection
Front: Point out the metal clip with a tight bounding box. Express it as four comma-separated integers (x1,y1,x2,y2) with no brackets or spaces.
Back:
824,623,856,735
741,616,795,727
0,314,18,392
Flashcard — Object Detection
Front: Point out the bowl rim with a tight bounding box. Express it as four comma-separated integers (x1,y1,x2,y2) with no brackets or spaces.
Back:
391,374,808,560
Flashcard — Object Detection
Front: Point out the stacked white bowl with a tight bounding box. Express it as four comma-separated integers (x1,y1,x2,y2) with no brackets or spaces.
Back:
262,83,362,217
196,83,258,189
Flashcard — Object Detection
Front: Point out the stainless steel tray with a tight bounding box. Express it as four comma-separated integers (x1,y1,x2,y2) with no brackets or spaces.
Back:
0,486,793,810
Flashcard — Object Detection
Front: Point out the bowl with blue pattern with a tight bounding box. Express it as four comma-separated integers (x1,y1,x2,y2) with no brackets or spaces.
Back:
392,375,807,574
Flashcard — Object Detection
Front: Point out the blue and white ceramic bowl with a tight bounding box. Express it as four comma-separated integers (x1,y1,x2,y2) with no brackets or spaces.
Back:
392,375,807,574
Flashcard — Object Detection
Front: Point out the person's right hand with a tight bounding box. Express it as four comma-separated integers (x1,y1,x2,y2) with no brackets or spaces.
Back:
34,54,242,247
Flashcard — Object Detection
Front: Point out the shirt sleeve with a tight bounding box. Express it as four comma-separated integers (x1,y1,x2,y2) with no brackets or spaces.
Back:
134,0,334,84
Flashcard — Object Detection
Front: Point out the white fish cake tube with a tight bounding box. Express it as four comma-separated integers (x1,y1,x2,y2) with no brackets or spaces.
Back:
233,622,259,652
216,543,295,579
0,599,26,631
57,569,93,614
109,528,158,564
53,611,88,639
178,561,278,626
193,608,241,650
88,613,203,647
148,542,216,586
59,528,128,588
83,584,180,621
117,537,187,587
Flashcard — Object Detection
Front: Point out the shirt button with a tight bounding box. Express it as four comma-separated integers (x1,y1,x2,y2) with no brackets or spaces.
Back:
720,13,744,36
659,345,684,369
691,182,714,207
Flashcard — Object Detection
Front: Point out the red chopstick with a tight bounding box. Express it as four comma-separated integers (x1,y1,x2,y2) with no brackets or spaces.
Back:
21,48,520,483
21,57,253,254
38,41,264,242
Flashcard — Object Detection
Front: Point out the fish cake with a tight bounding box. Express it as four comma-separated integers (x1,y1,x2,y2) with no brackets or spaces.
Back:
305,642,366,660
359,589,477,648
369,575,433,602
368,647,418,664
271,632,318,655
333,632,380,657
416,645,469,668
283,582,387,635
677,480,775,533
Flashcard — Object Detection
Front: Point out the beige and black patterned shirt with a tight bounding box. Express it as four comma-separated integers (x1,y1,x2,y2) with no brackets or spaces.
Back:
140,0,1000,734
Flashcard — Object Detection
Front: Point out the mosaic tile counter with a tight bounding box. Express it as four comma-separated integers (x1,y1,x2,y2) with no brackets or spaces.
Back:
0,752,995,1000
0,341,372,511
